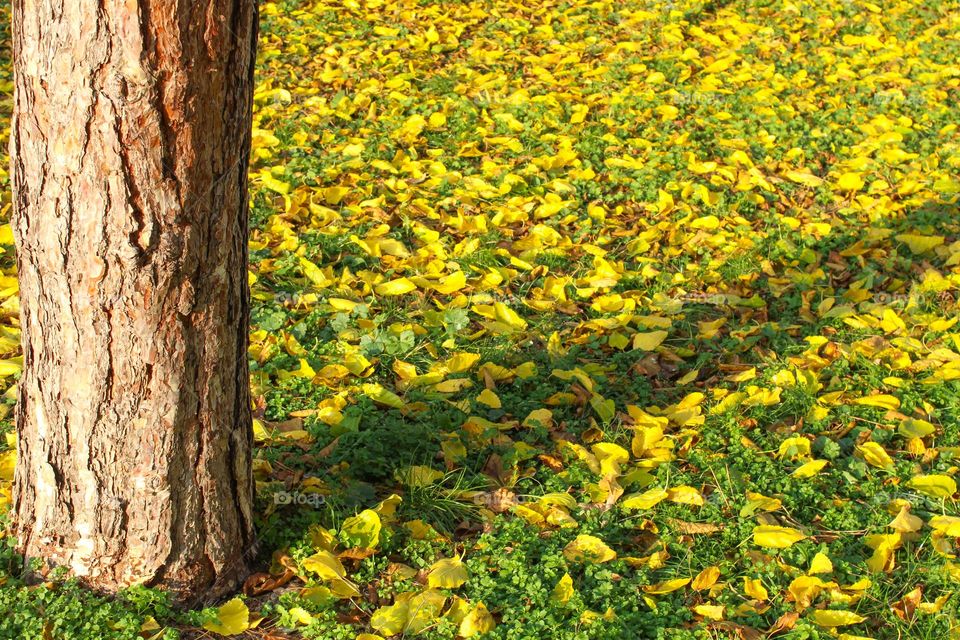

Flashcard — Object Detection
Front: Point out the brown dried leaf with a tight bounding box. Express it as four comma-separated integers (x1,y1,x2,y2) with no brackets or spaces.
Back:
538,454,564,472
766,611,799,636
708,621,762,640
667,519,722,535
243,568,295,596
893,586,922,622
338,547,377,562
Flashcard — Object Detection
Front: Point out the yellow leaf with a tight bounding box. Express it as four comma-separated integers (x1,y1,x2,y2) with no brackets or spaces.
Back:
513,362,537,379
743,577,768,601
493,302,527,330
203,598,250,636
865,532,902,573
459,602,496,637
259,169,290,195
666,485,704,506
930,515,960,537
329,298,359,312
0,450,15,482
375,494,403,520
373,590,445,635
811,610,867,627
633,330,668,351
434,379,473,393
592,443,629,478
692,566,720,591
793,459,828,478
655,189,675,213
787,575,836,609
907,474,957,499
323,186,350,205
784,170,824,187
340,510,382,549
856,442,894,470
563,534,617,564
299,257,331,287
809,552,833,575
302,550,346,581
477,388,501,409
621,488,669,510
397,465,444,487
405,519,442,540
288,607,314,625
693,604,724,621
317,364,350,384
880,308,906,334
778,437,811,460
727,367,756,383
427,557,469,589
691,215,720,230
899,419,935,439
643,578,691,594
570,104,589,124
743,386,781,407
293,358,316,379
141,616,161,633
740,492,782,517
362,383,406,409
551,573,575,603
631,425,666,458
590,395,616,424
896,233,945,255
753,525,807,549
432,270,467,294
344,352,373,376
444,597,471,626
702,56,736,74
523,408,554,429
627,406,669,429
444,352,481,373
851,394,900,410
888,506,923,533
375,278,417,296
370,601,408,636
608,332,630,350
836,172,864,192
342,143,365,157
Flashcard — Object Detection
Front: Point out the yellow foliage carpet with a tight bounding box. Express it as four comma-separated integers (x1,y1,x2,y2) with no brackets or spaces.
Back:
2,0,960,639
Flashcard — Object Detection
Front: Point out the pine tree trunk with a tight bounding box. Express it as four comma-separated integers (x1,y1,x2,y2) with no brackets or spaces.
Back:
10,0,258,603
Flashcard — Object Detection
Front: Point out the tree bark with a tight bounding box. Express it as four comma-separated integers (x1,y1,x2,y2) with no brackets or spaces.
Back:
10,0,258,603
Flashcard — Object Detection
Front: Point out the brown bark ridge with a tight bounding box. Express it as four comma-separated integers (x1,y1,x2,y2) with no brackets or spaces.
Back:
10,0,258,603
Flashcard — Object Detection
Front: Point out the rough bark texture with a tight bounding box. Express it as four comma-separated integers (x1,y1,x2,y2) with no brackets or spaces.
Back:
10,0,258,603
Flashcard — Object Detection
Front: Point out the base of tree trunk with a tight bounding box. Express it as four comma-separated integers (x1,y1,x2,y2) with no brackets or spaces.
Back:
10,0,259,604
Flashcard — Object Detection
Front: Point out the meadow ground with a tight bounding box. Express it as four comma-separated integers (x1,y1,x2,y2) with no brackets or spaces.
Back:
0,0,959,638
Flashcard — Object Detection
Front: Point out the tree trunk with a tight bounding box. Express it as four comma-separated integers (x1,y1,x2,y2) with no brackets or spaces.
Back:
10,0,258,603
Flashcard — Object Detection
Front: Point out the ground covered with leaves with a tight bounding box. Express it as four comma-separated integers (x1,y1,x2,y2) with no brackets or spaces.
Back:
0,0,959,638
